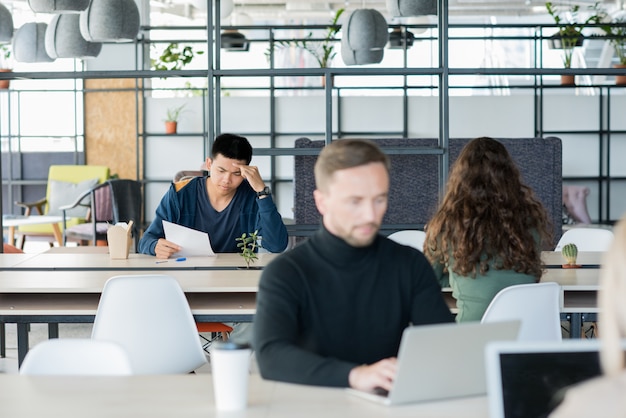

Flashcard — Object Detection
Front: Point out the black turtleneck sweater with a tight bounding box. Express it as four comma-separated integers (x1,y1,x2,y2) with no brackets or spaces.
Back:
253,226,454,387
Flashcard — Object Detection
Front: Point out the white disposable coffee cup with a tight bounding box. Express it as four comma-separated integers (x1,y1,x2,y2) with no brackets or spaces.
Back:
210,341,252,411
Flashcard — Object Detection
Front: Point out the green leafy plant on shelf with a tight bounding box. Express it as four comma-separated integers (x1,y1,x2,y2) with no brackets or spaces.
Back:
594,6,626,66
266,8,344,68
545,2,600,68
0,43,12,69
165,103,186,122
151,43,204,72
236,230,260,269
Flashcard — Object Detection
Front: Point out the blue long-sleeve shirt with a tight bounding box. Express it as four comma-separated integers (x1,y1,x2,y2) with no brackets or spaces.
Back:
139,177,288,255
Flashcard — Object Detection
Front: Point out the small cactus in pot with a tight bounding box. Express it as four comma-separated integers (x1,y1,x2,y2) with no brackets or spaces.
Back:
561,243,580,268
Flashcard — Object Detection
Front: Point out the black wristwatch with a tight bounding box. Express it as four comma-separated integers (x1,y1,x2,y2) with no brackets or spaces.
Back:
256,186,271,197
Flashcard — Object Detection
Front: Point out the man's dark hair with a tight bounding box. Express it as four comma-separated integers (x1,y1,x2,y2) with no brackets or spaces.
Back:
211,133,253,164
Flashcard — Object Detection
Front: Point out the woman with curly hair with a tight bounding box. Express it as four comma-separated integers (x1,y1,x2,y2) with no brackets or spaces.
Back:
424,137,552,322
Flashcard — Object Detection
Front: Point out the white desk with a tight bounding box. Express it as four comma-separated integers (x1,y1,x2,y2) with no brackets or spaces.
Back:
2,215,64,247
0,374,489,418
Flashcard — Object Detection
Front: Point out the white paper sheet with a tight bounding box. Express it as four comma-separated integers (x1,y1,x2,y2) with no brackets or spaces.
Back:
162,220,216,257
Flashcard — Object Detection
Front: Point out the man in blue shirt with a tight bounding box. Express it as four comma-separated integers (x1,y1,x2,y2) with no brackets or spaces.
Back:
139,133,288,258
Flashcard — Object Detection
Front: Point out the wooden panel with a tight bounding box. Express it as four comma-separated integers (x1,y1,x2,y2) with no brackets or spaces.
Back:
84,79,143,179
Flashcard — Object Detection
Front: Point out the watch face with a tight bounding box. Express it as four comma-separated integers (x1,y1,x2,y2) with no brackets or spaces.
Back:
257,186,271,196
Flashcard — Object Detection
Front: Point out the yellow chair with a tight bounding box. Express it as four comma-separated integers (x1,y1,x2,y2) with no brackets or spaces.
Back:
14,165,110,249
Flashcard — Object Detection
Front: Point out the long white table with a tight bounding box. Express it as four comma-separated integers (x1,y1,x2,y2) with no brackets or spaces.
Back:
0,250,602,364
0,373,488,418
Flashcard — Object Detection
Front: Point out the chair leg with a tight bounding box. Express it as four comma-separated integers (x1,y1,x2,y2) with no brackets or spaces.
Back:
0,322,5,358
16,235,25,250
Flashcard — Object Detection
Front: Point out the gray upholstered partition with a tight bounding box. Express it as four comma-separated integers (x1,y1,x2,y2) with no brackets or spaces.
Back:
294,137,562,247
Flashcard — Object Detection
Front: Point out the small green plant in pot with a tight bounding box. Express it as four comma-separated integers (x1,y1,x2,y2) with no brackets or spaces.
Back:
236,230,261,269
546,1,599,83
164,104,186,135
594,6,626,84
0,43,12,89
561,242,580,268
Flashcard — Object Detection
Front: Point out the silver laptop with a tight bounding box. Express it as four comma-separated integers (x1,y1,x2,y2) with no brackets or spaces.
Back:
485,340,606,418
347,320,520,406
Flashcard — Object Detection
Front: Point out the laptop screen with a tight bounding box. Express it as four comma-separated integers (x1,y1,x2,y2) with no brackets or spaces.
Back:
499,350,601,418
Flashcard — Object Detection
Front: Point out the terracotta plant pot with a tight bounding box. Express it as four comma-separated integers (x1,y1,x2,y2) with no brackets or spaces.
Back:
614,64,626,86
0,68,11,89
560,74,575,86
165,121,177,134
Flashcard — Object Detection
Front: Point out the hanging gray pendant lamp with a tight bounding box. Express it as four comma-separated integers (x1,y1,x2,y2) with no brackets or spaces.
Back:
46,13,102,59
12,22,54,63
0,2,14,43
80,0,140,42
28,0,90,13
387,0,437,16
341,9,388,66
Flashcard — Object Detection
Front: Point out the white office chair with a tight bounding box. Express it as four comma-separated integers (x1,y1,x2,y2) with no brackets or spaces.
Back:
387,230,426,252
91,274,207,374
555,228,614,252
481,282,562,341
19,338,133,375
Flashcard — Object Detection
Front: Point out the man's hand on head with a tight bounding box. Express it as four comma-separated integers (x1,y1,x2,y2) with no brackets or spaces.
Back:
233,163,265,193
348,357,398,393
155,238,181,259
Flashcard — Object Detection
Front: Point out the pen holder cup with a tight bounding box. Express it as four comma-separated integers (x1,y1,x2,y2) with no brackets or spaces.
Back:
107,221,133,260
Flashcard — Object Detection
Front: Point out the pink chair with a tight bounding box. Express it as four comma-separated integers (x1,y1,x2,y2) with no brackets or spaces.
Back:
563,185,592,224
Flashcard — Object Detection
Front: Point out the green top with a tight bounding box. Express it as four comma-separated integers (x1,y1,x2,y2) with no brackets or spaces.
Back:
430,232,541,322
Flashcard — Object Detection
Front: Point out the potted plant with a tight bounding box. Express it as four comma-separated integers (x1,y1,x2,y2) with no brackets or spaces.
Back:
164,103,186,134
0,43,12,89
545,2,599,85
266,8,344,85
236,230,261,269
151,43,204,76
595,9,626,84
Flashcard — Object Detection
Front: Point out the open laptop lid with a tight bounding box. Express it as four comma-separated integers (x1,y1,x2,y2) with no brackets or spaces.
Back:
485,340,606,418
348,320,520,406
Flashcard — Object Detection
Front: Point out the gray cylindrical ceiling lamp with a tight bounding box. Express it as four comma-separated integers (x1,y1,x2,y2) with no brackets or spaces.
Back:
45,13,102,59
387,0,437,16
28,0,90,13
80,0,140,42
12,22,54,63
341,9,388,66
0,2,14,43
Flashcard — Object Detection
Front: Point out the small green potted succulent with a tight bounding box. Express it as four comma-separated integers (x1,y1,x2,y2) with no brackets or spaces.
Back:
236,230,261,269
164,103,186,135
561,243,580,268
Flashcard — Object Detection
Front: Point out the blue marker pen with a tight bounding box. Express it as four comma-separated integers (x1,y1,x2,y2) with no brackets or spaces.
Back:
175,257,186,262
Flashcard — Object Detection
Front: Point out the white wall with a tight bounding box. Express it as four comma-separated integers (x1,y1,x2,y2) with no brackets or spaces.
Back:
143,93,626,224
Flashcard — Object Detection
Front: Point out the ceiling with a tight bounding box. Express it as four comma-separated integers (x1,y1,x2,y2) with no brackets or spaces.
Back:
3,0,621,26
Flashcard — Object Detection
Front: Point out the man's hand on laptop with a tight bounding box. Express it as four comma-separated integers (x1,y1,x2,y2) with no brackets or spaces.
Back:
155,238,181,259
348,357,398,393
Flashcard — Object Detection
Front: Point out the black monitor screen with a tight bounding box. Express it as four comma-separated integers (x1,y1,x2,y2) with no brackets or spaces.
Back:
500,351,602,418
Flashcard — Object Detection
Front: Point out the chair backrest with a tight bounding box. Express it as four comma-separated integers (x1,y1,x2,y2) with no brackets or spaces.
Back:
46,165,110,216
19,338,133,375
481,282,562,341
91,274,207,374
554,228,614,251
173,170,207,182
108,179,142,238
387,230,426,251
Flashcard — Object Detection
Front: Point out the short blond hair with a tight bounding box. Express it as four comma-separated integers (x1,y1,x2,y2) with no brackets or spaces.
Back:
314,139,390,192
600,216,626,375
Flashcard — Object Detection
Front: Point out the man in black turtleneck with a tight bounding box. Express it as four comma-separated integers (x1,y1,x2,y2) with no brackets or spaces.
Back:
253,139,454,392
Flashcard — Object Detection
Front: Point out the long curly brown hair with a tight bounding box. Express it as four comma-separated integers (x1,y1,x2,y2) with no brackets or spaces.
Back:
425,137,552,278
